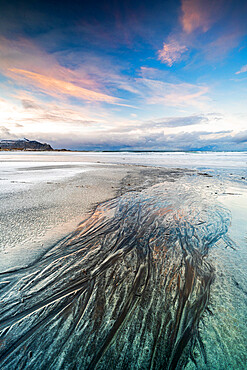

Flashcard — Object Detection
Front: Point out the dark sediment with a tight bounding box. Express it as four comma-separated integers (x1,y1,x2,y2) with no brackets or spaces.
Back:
0,172,231,369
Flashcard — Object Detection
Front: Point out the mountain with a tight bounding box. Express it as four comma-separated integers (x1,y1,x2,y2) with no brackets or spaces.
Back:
0,138,53,151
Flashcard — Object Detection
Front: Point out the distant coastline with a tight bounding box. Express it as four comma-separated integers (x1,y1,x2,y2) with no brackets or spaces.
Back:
1,139,246,153
0,139,69,152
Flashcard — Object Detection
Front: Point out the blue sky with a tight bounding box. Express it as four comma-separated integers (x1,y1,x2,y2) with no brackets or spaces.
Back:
0,0,247,150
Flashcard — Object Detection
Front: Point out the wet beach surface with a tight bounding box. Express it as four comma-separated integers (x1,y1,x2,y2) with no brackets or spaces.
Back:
0,152,246,369
0,161,130,272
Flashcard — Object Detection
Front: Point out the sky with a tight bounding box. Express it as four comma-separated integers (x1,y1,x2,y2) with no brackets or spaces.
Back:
0,0,247,151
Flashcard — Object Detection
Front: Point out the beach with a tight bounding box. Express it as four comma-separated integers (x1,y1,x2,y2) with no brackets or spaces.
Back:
0,152,197,272
0,156,128,272
0,151,246,369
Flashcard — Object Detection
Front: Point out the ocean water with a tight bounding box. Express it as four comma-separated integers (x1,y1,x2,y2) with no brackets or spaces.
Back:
0,151,246,369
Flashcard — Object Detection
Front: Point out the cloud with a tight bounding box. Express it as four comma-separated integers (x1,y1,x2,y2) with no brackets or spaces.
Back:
232,130,247,143
0,95,108,142
181,0,223,34
96,114,212,135
8,68,121,104
1,96,245,151
95,113,223,137
144,114,212,128
22,99,42,110
0,37,129,106
236,65,247,75
158,0,246,64
0,126,12,138
204,28,246,60
158,41,188,66
28,129,242,152
2,36,212,112
137,78,209,109
139,67,162,79
72,55,139,95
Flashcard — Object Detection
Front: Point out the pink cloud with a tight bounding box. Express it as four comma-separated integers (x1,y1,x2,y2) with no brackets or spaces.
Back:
8,68,120,104
0,37,125,105
204,28,246,60
236,65,247,75
158,41,188,66
137,78,210,109
158,1,245,63
181,0,223,34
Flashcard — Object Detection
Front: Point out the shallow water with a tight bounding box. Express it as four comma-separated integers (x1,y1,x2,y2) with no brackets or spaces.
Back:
185,185,247,369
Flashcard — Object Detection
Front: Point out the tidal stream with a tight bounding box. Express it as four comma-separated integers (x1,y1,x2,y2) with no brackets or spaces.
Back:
0,178,238,369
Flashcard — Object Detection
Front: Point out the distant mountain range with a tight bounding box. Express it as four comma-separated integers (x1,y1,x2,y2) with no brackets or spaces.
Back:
0,138,53,151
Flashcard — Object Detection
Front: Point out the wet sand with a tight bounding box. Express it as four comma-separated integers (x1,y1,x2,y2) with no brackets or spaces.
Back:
0,160,196,273
0,163,129,272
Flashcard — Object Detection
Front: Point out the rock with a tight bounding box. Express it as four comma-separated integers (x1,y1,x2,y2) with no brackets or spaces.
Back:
0,138,53,151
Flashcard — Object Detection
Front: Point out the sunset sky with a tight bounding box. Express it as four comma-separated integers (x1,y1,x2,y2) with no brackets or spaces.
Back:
0,0,247,150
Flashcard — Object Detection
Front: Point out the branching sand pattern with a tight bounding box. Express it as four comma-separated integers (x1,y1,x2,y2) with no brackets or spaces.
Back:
0,180,231,369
